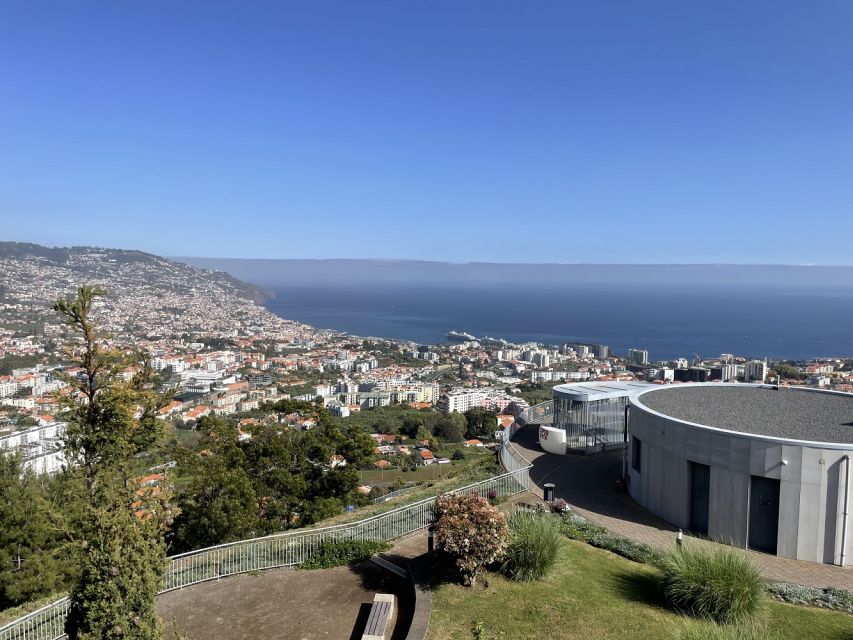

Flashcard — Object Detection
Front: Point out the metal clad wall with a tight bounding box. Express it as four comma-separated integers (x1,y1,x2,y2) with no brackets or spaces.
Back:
628,400,853,564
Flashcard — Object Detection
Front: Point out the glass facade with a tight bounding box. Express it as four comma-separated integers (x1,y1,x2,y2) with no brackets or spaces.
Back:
553,393,629,449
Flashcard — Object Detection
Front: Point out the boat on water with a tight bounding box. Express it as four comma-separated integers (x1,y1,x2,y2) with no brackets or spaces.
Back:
446,330,477,342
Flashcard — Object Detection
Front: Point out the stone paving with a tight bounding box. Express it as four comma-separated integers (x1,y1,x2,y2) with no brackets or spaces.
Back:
511,426,853,591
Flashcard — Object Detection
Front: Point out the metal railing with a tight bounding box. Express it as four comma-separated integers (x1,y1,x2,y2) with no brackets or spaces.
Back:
508,401,554,439
371,484,419,504
1,440,531,640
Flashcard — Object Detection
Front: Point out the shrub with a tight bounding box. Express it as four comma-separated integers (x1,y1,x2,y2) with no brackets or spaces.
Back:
550,498,570,513
590,534,662,566
661,546,764,624
433,493,508,586
560,512,662,565
766,582,853,614
298,540,391,570
561,513,608,543
501,511,561,581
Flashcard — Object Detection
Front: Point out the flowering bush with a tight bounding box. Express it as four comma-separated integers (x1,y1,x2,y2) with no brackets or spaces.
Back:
550,498,569,513
433,493,508,586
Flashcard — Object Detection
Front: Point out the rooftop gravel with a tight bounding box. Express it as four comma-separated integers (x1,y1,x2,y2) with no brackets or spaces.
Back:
639,385,853,444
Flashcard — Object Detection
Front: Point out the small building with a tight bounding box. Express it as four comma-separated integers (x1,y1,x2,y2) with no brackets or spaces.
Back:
545,381,654,454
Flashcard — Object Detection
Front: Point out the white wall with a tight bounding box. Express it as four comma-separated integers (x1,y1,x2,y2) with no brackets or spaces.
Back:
539,425,566,455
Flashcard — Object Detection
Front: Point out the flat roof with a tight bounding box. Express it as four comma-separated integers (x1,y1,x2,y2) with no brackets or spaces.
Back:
638,385,853,445
553,381,656,402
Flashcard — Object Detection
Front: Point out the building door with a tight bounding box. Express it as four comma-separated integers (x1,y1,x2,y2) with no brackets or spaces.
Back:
689,462,710,536
748,476,780,554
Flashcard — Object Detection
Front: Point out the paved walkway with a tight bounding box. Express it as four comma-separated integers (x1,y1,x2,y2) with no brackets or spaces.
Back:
511,426,853,591
157,562,411,640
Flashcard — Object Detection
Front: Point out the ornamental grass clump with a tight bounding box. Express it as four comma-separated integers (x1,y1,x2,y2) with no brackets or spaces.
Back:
433,493,508,586
661,546,765,624
501,511,561,582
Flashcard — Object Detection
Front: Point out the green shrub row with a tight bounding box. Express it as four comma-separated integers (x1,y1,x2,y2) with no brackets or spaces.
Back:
590,533,663,566
560,513,661,565
560,514,608,543
766,582,853,614
297,540,391,570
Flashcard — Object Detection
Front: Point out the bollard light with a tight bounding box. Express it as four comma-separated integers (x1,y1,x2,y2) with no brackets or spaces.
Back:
676,528,683,548
427,525,435,555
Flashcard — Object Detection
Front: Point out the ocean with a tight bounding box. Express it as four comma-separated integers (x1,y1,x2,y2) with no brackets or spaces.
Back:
262,283,853,361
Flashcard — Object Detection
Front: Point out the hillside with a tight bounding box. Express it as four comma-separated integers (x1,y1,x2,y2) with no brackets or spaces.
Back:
0,242,285,342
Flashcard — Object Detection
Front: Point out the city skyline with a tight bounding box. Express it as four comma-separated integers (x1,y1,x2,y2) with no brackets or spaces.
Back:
2,2,852,264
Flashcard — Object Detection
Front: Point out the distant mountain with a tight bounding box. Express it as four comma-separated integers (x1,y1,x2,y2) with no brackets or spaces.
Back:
173,257,853,291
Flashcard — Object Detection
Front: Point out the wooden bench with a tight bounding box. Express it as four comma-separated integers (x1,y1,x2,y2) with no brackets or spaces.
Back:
361,593,395,640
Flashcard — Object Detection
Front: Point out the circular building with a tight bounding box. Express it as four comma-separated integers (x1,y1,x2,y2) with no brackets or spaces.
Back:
627,383,852,565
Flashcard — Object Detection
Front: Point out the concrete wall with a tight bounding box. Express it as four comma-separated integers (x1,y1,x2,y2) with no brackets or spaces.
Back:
627,403,852,565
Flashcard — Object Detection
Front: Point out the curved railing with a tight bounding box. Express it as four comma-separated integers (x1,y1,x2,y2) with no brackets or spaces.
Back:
508,400,554,439
0,439,531,640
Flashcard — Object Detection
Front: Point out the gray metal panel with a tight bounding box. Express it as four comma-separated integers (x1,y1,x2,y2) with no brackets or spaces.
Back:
709,465,749,547
777,450,802,559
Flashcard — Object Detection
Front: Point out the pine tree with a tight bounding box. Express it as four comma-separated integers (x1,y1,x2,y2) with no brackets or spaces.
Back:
0,455,67,608
54,286,171,640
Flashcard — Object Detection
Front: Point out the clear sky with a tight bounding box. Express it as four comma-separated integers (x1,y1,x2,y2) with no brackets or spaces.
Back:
1,1,851,263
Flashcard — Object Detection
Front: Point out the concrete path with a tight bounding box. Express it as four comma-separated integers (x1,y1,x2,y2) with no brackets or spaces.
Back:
511,426,853,591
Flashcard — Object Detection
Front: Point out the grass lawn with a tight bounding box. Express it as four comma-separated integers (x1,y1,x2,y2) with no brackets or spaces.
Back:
360,448,494,486
427,538,852,640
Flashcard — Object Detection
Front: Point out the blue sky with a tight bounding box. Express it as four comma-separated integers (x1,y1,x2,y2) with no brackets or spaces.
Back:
1,1,851,263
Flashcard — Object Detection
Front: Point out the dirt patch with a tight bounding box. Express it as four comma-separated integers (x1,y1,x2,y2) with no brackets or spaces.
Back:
158,562,412,640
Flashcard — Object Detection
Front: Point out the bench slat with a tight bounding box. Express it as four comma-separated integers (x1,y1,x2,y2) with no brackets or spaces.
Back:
366,602,390,633
362,593,394,640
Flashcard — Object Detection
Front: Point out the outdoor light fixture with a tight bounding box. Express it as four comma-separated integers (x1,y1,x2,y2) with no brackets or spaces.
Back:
676,528,683,548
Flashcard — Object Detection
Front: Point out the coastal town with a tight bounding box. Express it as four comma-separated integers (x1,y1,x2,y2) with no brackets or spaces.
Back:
2,243,852,486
